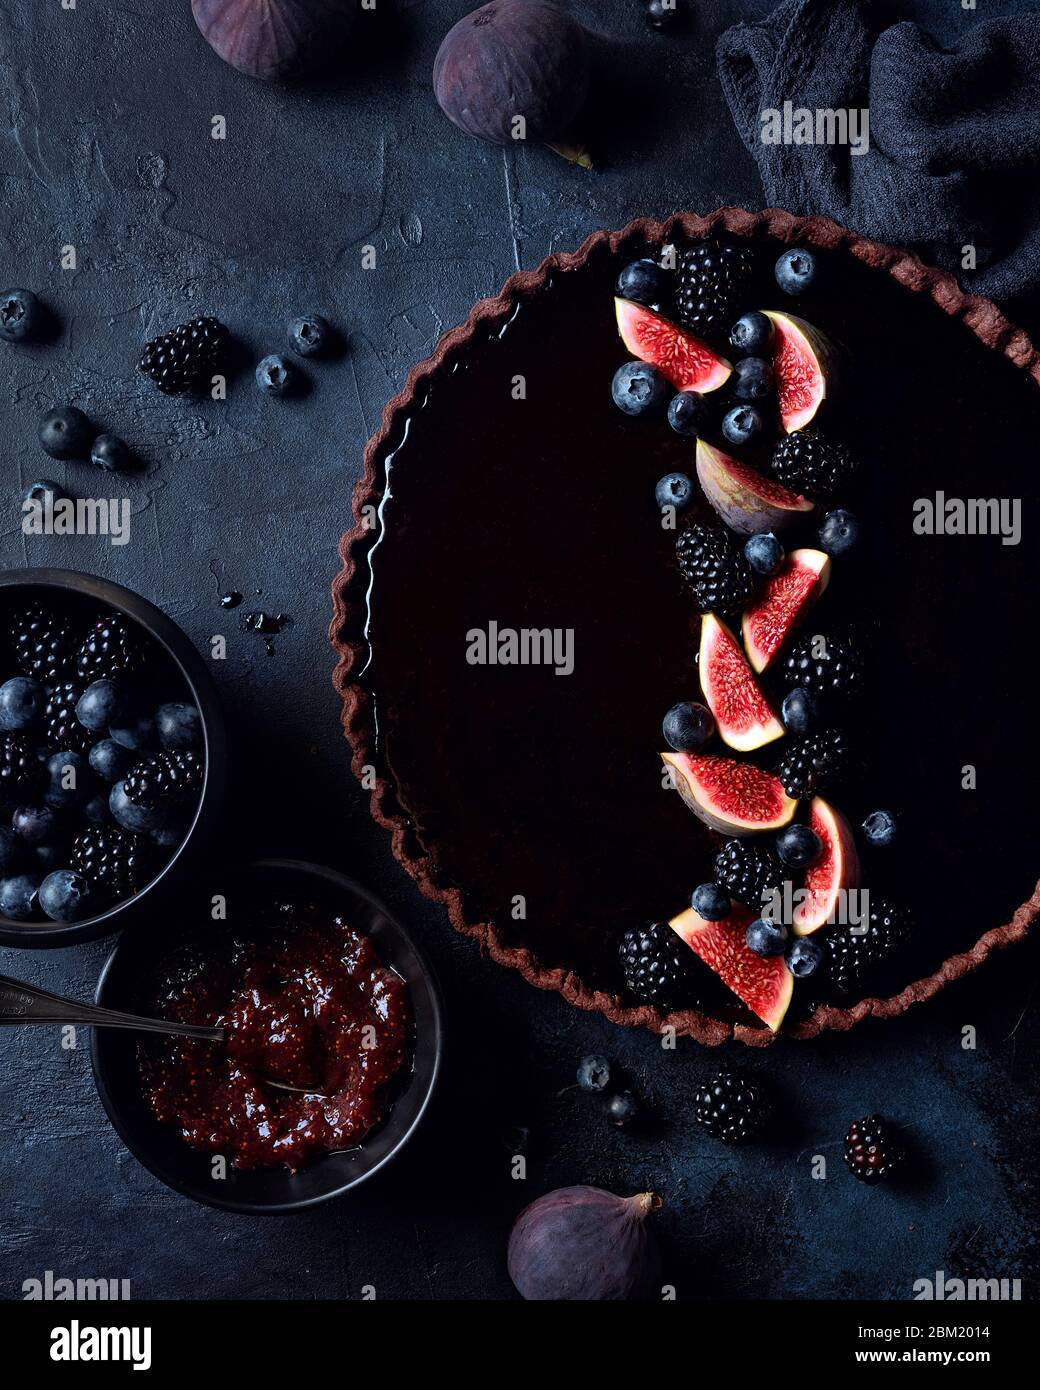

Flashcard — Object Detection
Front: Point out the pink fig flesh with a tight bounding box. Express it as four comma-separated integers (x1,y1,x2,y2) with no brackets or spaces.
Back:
741,548,831,674
670,906,793,1030
699,615,784,752
662,751,797,836
792,797,862,935
696,440,813,535
616,298,731,393
764,310,837,433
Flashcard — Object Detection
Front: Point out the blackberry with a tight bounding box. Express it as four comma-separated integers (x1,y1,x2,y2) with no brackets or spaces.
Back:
0,734,42,801
75,612,144,682
825,898,912,996
675,240,754,345
770,430,856,499
11,604,75,682
618,920,700,1010
123,749,203,809
71,826,152,900
776,728,853,798
693,1069,769,1144
844,1115,905,1184
714,839,785,910
138,316,229,395
44,682,91,753
676,524,755,615
781,632,866,703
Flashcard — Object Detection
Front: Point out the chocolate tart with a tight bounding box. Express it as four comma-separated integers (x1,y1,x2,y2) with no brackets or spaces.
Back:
331,207,1040,1045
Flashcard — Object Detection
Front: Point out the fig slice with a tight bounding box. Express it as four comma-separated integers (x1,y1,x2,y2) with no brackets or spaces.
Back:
792,797,862,936
615,298,731,394
699,615,785,753
661,751,797,836
741,547,831,674
669,905,793,1031
764,311,838,433
696,439,814,535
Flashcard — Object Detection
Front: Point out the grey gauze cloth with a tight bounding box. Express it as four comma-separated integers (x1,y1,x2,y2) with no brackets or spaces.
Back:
717,0,1040,303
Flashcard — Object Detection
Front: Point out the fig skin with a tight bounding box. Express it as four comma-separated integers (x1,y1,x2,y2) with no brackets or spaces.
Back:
191,0,356,80
433,1,591,155
508,1185,662,1301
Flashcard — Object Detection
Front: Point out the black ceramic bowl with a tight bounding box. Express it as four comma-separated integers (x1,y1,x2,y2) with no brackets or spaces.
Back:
0,569,227,948
91,859,443,1214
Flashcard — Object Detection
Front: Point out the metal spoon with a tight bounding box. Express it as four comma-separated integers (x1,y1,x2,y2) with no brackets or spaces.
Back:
0,973,327,1097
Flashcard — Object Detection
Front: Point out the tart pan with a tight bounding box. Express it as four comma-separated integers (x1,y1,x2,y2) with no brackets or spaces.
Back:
331,207,1040,1046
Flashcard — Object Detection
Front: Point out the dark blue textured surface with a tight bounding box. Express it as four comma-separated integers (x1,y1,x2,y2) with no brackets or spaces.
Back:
1,0,1038,1301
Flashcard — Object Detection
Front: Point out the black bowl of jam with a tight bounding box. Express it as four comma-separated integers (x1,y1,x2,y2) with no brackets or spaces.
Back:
0,568,227,948
91,859,443,1213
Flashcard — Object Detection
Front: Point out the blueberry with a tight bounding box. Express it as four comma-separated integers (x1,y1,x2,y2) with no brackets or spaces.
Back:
34,844,64,873
692,882,730,921
577,1055,612,1093
43,751,90,809
38,406,93,460
781,688,818,736
287,314,331,357
110,780,166,832
775,247,819,296
721,404,763,446
786,936,824,978
667,390,710,437
0,873,41,920
109,711,155,751
818,508,861,556
256,354,295,397
12,805,58,845
90,433,133,473
39,869,92,923
0,827,22,874
863,809,898,847
0,288,42,342
729,311,773,356
23,480,68,509
654,472,693,512
155,702,202,752
731,357,774,402
89,738,134,782
746,918,788,957
606,1091,641,1128
776,823,823,869
151,820,186,850
82,793,111,827
744,532,784,576
612,360,668,417
0,676,44,731
616,259,667,306
662,700,715,753
646,0,681,30
76,680,124,733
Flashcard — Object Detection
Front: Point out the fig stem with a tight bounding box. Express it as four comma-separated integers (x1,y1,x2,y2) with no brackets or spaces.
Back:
632,1191,663,1217
545,139,594,170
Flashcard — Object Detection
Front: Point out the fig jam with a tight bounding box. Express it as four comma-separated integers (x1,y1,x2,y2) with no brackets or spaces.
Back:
139,906,412,1171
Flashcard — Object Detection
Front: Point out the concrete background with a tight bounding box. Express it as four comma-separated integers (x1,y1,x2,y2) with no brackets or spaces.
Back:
0,0,1037,1300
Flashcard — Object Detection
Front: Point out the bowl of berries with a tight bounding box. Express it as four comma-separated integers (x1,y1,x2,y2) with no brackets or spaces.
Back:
0,569,226,946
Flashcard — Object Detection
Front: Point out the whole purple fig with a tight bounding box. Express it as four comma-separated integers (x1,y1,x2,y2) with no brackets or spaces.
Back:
507,1185,662,1300
433,1,592,165
191,0,356,80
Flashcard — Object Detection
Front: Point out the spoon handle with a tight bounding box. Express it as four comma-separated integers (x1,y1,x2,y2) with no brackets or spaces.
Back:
0,974,224,1042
